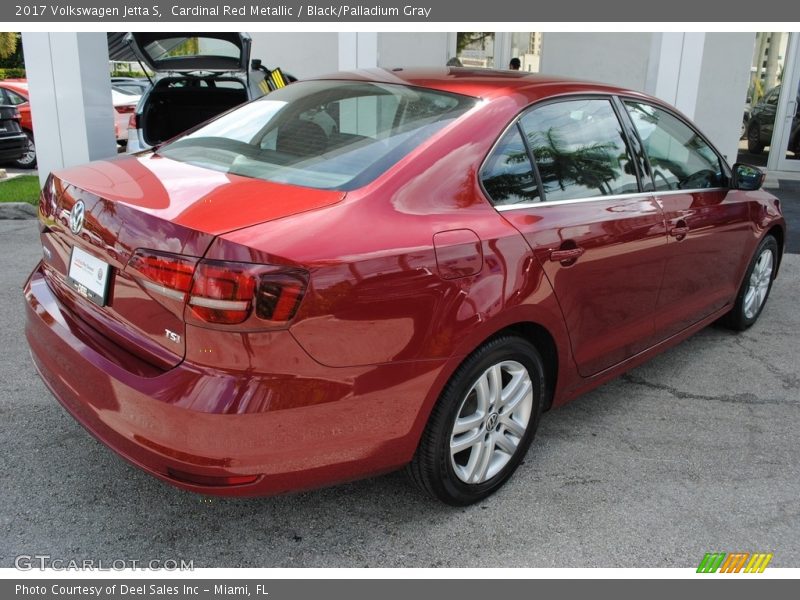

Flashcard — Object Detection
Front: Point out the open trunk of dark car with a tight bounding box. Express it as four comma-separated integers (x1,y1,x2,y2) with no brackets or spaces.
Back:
141,77,249,146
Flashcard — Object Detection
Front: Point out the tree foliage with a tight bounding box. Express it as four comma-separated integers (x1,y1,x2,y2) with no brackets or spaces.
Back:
0,32,24,69
456,33,493,54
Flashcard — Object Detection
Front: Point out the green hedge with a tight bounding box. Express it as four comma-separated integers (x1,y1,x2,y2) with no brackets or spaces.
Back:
0,68,26,79
110,70,148,78
0,67,150,80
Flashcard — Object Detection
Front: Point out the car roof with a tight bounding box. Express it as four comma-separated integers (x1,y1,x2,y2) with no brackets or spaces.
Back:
0,80,28,93
307,67,650,105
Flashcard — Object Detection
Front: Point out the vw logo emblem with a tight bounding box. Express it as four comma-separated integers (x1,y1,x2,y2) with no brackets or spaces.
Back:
486,412,499,431
69,200,85,235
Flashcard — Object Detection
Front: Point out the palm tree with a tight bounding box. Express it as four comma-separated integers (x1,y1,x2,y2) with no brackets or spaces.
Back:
528,127,622,196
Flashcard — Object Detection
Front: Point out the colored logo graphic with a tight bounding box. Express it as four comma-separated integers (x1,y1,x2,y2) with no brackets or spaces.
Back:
697,552,773,573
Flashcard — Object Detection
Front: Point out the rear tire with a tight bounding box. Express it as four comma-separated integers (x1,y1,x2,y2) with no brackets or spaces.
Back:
407,335,545,505
12,132,36,169
724,235,778,331
747,121,765,154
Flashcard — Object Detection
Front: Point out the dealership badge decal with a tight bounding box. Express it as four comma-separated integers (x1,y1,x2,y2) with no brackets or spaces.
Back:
697,552,773,573
69,200,85,235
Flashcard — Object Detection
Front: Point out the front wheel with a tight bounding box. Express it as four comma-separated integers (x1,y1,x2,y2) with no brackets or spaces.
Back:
724,235,778,331
407,335,545,505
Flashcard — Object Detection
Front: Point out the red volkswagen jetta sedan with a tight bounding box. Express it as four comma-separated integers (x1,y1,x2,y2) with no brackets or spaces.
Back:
24,69,785,505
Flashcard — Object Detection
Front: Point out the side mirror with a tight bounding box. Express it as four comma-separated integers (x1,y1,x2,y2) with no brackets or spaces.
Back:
732,163,765,191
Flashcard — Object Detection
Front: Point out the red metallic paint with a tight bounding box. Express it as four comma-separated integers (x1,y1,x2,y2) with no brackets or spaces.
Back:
0,80,32,132
503,195,667,377
24,69,786,497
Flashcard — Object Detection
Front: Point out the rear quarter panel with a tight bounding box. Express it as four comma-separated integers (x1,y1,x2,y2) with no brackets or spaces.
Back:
208,94,576,385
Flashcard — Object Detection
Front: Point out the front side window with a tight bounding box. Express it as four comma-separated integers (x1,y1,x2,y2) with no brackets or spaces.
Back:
159,80,476,190
518,98,639,201
480,126,539,206
625,101,725,191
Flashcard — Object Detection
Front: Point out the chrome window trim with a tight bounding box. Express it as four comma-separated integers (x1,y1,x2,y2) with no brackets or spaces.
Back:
494,187,729,212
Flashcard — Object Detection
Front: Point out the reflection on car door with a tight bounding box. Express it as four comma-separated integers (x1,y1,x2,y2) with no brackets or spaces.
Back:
484,97,668,377
623,100,754,340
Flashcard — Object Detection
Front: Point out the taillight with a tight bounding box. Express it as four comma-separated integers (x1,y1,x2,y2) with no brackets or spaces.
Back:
127,112,139,130
188,261,257,325
127,250,198,316
187,261,308,326
127,251,307,328
115,104,136,114
39,175,57,219
256,272,307,322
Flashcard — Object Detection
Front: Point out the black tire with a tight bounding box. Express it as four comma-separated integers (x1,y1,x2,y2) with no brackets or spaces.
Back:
11,131,36,169
747,121,765,154
407,335,545,505
724,235,778,331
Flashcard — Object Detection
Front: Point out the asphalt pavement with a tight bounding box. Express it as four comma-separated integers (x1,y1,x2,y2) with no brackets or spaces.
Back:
0,217,798,568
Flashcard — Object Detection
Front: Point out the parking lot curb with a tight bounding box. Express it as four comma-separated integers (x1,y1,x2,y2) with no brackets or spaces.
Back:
0,202,37,220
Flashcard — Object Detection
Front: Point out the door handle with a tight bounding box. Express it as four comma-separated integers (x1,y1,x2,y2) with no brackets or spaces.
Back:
549,247,585,263
669,224,690,239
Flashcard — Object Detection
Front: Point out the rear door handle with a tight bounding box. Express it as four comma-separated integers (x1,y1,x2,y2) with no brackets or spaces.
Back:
549,247,585,263
669,225,690,239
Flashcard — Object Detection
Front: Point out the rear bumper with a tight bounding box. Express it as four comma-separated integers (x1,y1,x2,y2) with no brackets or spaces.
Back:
0,133,29,160
24,264,443,496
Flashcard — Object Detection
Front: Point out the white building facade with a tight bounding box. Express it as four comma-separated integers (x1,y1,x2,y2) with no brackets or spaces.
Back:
20,31,800,186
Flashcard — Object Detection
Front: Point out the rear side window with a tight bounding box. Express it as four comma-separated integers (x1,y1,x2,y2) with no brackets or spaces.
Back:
624,101,725,191
143,36,240,60
3,89,26,105
159,80,476,190
480,126,540,206
518,98,639,201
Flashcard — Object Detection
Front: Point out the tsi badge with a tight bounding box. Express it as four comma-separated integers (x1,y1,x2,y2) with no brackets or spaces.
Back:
164,329,181,344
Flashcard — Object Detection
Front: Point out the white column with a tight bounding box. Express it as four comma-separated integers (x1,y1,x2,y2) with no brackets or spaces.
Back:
645,32,706,119
338,32,378,71
446,32,458,63
494,32,512,71
21,32,117,187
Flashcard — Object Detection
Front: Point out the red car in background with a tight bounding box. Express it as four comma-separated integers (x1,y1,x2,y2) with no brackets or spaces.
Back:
24,69,785,505
0,79,141,167
0,79,35,168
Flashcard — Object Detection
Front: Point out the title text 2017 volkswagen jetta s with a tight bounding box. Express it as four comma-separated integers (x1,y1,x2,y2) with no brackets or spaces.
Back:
24,69,785,505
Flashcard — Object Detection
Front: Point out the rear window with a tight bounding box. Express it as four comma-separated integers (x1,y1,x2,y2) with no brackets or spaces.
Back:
158,80,477,190
144,36,240,61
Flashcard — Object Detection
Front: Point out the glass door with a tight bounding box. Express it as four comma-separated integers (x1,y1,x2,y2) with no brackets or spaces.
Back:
771,33,800,173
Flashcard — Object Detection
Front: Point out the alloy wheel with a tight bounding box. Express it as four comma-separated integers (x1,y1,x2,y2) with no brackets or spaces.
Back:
15,135,36,168
449,360,533,484
743,248,773,320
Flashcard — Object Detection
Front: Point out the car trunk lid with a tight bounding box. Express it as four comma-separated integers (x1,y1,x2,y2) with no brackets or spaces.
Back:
39,153,343,370
124,32,252,74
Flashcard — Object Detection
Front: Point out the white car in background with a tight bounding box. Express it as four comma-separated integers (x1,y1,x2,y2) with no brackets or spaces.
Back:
111,89,140,146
